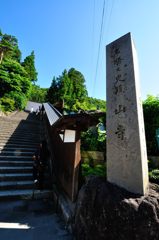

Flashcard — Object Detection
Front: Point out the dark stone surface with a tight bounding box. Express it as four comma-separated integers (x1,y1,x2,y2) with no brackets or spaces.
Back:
0,199,73,240
74,176,159,240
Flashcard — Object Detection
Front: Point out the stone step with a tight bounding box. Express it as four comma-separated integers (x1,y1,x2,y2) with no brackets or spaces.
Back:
0,132,40,137
0,123,40,128
0,135,40,142
0,122,40,126
0,134,41,139
0,126,40,131
0,110,49,199
0,155,32,160
0,120,21,125
0,116,38,122
0,140,39,146
0,127,41,132
0,147,36,152
0,125,40,130
0,180,33,190
0,173,33,181
0,143,39,148
0,166,32,173
0,139,40,145
0,119,40,124
0,126,40,132
0,136,40,141
0,189,52,200
0,150,34,156
0,160,32,166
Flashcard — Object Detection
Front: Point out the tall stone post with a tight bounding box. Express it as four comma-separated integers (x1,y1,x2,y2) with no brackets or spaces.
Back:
106,33,149,195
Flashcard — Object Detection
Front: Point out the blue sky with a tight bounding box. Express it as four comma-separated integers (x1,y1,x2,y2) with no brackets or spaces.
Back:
0,0,159,100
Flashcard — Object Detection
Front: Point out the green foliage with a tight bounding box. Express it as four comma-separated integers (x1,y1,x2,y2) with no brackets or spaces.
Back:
149,169,159,184
148,157,159,185
0,30,21,63
98,127,106,152
4,91,27,110
143,95,159,155
46,68,106,112
82,163,106,177
81,128,99,151
0,29,38,112
46,77,60,104
81,123,106,152
0,97,15,111
22,51,37,82
148,158,155,171
86,97,106,111
46,68,88,110
29,85,47,102
67,68,88,101
44,68,107,153
0,58,31,97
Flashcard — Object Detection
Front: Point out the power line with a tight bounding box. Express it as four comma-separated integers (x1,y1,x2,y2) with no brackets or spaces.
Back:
98,0,115,87
105,0,115,43
89,0,95,95
92,0,115,98
92,0,106,97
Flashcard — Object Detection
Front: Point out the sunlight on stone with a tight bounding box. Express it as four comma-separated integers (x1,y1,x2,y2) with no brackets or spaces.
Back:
0,222,31,229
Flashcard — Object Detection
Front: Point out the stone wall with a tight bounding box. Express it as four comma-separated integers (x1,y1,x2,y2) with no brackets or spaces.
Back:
74,176,159,240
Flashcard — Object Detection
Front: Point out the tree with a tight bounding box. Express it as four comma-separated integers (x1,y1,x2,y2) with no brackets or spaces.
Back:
86,97,106,111
29,85,47,102
0,29,38,112
46,77,60,104
22,51,37,83
0,30,21,64
46,68,88,111
0,58,31,97
143,95,159,155
68,68,88,101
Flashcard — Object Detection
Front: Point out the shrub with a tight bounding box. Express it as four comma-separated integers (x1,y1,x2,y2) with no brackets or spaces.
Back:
0,97,15,112
82,163,106,177
81,124,106,153
149,169,159,184
143,95,159,155
5,91,27,110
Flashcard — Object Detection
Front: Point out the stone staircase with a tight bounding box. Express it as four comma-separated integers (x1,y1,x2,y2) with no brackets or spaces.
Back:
0,111,52,199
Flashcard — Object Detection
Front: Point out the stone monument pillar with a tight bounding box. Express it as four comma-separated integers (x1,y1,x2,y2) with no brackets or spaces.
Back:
106,33,149,195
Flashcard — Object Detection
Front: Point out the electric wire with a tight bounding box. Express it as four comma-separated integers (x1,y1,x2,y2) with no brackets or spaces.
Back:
92,0,106,96
99,0,115,74
90,0,96,96
93,0,115,99
105,0,115,43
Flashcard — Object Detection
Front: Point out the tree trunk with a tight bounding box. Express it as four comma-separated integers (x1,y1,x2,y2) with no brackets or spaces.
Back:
0,51,4,64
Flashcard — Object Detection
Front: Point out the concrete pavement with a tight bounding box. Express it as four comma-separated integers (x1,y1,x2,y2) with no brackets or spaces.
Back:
0,199,73,240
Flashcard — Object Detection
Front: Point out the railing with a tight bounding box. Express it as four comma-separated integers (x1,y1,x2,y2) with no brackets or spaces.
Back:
43,102,81,202
43,103,62,126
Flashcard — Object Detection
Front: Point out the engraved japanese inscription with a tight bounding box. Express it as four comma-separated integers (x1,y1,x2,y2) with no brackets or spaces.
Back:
106,33,149,195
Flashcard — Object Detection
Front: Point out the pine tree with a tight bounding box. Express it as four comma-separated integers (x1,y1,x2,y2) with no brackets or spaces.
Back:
22,51,37,82
0,30,21,64
46,68,88,111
